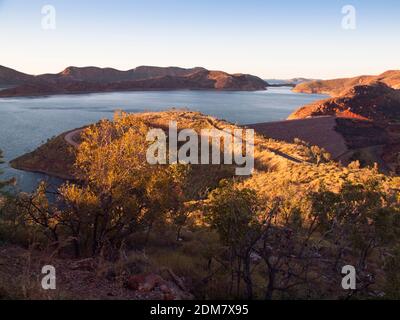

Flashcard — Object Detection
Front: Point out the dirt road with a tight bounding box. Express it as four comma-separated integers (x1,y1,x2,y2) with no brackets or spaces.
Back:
247,116,348,159
64,129,83,148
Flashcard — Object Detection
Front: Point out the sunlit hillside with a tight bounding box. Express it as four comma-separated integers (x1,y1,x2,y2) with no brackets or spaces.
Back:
1,110,399,299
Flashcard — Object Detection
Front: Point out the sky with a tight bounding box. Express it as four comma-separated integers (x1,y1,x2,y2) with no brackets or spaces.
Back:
0,0,399,79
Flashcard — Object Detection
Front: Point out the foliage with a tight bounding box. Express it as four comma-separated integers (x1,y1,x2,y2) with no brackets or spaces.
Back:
12,113,190,256
3,111,400,299
0,150,11,193
293,138,331,164
206,176,400,299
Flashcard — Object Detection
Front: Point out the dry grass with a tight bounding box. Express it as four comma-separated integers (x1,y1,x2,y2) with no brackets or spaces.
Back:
3,110,400,300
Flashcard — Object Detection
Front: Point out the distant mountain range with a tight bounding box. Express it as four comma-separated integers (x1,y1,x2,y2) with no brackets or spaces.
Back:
0,65,34,86
0,65,267,97
265,78,319,87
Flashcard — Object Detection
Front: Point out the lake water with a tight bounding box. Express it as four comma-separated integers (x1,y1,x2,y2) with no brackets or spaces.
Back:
0,87,326,192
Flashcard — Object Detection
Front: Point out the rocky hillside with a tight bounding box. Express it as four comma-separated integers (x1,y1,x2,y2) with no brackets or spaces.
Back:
0,65,34,86
10,110,319,180
248,117,348,159
38,66,209,83
288,82,400,122
293,70,400,96
0,66,267,97
4,110,400,300
289,82,400,173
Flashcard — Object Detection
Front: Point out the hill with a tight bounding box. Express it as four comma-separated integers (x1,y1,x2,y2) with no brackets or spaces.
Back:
265,78,318,87
293,70,400,96
12,110,398,194
0,65,34,86
4,110,400,300
0,66,267,97
38,66,208,83
247,116,348,159
288,82,400,173
10,110,318,180
288,82,400,122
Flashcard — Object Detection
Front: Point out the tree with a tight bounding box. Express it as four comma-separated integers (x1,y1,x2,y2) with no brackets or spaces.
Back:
310,145,331,165
206,180,261,299
206,180,319,300
0,150,20,244
0,149,7,222
15,181,60,244
293,138,331,164
308,179,400,296
0,150,11,193
206,175,400,300
12,112,190,256
57,112,189,256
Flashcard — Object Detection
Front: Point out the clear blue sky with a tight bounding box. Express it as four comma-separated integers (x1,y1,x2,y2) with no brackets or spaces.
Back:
0,0,399,79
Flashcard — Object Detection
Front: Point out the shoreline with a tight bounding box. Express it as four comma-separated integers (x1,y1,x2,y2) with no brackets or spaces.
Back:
0,88,272,100
9,163,75,181
0,86,269,99
10,114,396,182
10,115,346,180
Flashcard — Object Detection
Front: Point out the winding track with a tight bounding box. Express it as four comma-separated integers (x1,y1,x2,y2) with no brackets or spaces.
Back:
64,129,83,148
247,116,348,160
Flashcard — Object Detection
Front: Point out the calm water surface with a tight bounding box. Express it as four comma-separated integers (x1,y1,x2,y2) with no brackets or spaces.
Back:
0,87,326,191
